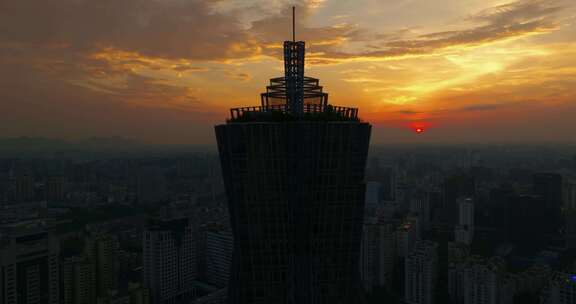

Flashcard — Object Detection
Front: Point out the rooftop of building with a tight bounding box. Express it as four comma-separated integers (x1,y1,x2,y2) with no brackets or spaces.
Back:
227,104,360,123
225,7,362,123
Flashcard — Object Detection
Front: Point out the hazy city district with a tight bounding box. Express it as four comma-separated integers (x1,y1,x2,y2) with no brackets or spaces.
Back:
1,142,576,304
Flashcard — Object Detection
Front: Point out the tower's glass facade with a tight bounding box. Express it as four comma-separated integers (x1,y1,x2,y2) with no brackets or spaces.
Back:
215,37,371,304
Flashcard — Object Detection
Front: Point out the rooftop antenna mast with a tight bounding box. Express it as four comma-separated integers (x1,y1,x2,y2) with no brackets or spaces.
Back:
284,5,305,116
292,6,296,42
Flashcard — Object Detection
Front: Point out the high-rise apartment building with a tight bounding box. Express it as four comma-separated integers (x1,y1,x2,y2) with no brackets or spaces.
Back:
404,240,438,304
563,179,576,210
45,176,67,202
461,256,512,304
442,175,475,226
533,173,563,232
361,221,396,292
410,191,431,232
143,217,196,304
62,256,96,304
448,242,470,304
205,230,233,288
566,209,576,249
365,181,382,209
215,10,371,304
448,246,514,304
396,218,419,258
0,226,60,304
12,174,35,203
380,168,397,202
563,179,576,248
85,233,119,298
455,198,474,245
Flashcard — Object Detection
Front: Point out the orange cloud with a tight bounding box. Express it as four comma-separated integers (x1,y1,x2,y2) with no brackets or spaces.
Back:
1,0,575,144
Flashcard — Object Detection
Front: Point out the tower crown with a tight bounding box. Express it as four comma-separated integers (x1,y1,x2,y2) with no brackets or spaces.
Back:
228,7,358,122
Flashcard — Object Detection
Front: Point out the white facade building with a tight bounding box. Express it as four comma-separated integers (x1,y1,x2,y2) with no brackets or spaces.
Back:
143,217,196,304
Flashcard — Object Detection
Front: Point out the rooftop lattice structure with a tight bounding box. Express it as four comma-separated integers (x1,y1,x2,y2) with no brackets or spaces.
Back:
228,7,358,122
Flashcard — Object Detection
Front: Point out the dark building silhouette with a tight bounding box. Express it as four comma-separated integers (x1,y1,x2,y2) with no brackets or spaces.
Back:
504,195,549,252
11,174,35,203
441,174,475,226
488,183,515,242
377,168,396,202
0,227,60,304
136,167,167,204
45,176,67,202
366,159,396,202
532,173,563,231
215,9,371,304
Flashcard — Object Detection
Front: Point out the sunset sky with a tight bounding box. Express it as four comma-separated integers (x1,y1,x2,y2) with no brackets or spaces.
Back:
1,0,576,145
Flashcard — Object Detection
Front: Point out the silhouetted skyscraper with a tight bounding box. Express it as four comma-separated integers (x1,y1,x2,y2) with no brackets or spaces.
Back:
505,195,548,251
564,179,576,210
565,179,576,248
533,173,563,231
137,167,167,204
215,9,371,304
379,167,397,202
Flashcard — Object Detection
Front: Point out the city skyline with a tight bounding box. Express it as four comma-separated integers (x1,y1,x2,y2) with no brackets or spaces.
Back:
1,0,576,144
2,6,576,302
1,144,576,304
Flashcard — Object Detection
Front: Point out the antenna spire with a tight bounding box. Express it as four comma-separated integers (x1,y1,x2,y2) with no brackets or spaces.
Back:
292,6,296,42
283,5,305,116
